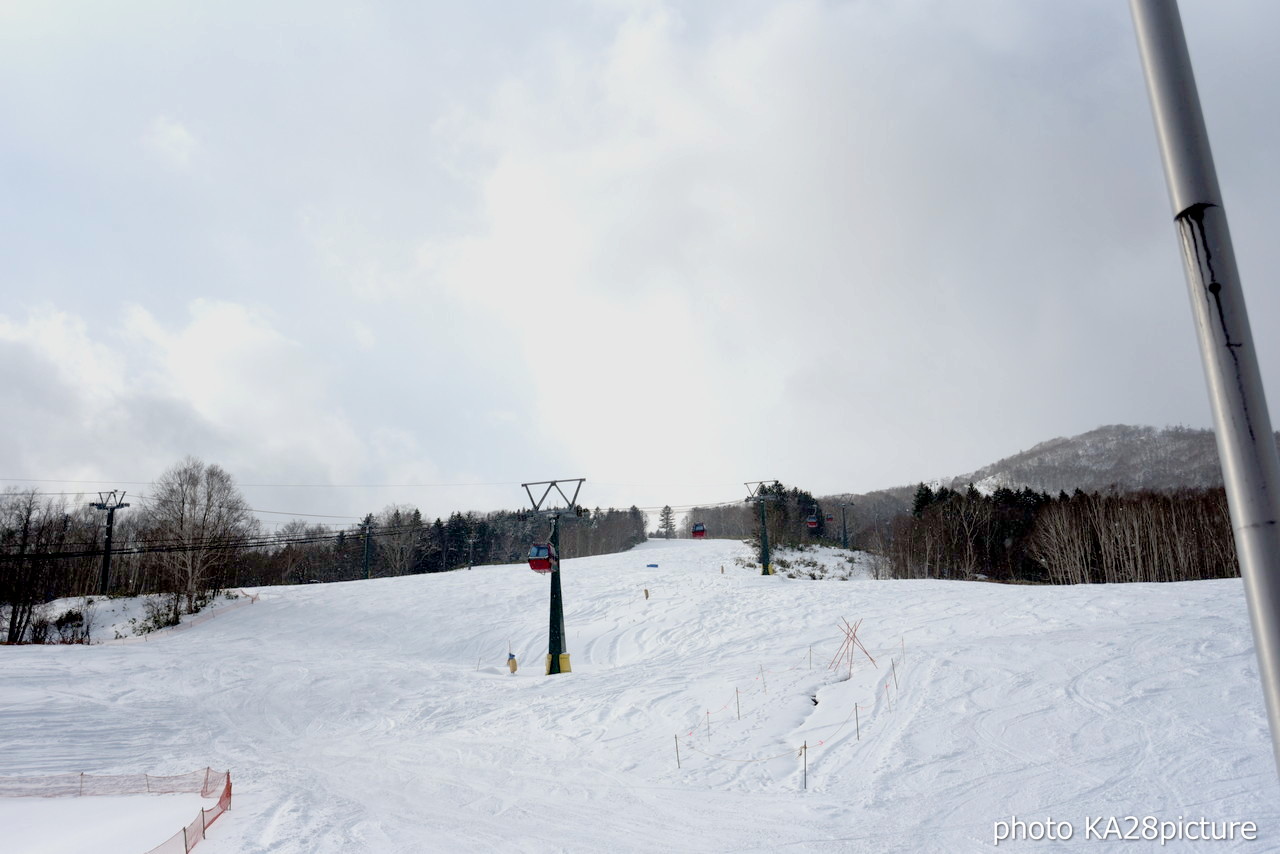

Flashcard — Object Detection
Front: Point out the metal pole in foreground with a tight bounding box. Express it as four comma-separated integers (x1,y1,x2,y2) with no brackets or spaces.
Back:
1132,0,1280,777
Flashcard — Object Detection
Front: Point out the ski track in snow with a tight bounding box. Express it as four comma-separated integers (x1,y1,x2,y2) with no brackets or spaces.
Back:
1,539,1277,852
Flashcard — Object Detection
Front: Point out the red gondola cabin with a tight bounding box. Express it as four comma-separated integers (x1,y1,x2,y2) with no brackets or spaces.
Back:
528,542,558,573
806,515,819,530
691,522,706,539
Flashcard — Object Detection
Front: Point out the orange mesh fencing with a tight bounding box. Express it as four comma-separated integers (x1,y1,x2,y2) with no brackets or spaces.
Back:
143,770,231,854
146,832,187,854
0,767,232,854
202,771,232,830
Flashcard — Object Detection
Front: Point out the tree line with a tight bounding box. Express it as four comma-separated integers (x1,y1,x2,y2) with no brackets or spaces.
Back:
1,457,647,643
885,484,1238,583
5,457,1245,645
685,486,906,551
686,480,1239,586
686,483,827,550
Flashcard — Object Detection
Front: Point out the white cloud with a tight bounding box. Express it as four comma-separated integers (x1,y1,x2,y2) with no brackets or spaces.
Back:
352,321,377,351
405,0,1237,500
0,307,125,401
0,302,457,516
121,300,374,475
4,0,1280,517
141,116,199,170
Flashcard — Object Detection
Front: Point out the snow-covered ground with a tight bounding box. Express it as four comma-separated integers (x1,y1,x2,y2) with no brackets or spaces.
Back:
1,587,259,646
1,538,1276,852
8,792,208,854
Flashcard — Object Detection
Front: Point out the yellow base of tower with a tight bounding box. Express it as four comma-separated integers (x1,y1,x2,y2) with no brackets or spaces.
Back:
546,653,572,675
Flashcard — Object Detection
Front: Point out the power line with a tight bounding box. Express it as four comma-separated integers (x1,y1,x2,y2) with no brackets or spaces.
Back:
3,477,747,489
3,483,754,539
1,508,552,558
129,494,362,520
0,477,525,488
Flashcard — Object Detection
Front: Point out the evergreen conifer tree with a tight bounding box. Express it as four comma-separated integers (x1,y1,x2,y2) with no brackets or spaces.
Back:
658,505,675,539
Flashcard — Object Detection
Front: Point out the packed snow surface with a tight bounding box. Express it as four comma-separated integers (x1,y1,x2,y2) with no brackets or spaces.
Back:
7,793,207,854
1,538,1277,852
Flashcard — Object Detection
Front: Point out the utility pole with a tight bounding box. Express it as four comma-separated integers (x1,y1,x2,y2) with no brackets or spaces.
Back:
840,501,851,550
89,491,129,595
362,517,373,579
1132,0,1280,777
745,481,781,576
522,478,586,675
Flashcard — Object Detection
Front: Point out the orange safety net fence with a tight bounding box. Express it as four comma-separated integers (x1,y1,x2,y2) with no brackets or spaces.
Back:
0,767,232,854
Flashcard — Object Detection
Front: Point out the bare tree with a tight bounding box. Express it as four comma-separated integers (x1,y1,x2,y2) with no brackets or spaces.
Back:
376,505,421,576
272,519,330,584
1,490,99,642
2,490,45,643
144,457,258,620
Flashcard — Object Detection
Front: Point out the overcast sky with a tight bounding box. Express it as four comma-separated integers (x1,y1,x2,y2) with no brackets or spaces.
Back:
3,0,1279,529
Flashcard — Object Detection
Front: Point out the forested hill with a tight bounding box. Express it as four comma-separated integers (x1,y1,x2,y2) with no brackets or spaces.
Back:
815,424,1274,542
941,424,1280,495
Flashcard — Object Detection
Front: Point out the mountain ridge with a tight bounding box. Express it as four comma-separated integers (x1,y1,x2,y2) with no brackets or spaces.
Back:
821,424,1278,535
940,423,1275,495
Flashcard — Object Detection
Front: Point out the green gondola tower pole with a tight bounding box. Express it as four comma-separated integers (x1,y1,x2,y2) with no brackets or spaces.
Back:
90,491,129,595
547,513,567,674
522,478,585,676
746,481,780,576
758,497,770,576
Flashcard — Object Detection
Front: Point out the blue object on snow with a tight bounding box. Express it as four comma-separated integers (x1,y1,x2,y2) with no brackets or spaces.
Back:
646,563,659,568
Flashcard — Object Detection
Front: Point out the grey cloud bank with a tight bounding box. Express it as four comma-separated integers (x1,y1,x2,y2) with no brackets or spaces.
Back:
2,0,1278,523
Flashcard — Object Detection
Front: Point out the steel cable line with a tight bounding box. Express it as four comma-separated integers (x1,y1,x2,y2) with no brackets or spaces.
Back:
0,477,525,488
1,517,461,560
6,481,757,533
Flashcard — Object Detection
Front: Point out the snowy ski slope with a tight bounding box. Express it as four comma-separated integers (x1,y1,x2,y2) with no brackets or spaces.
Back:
1,538,1277,852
